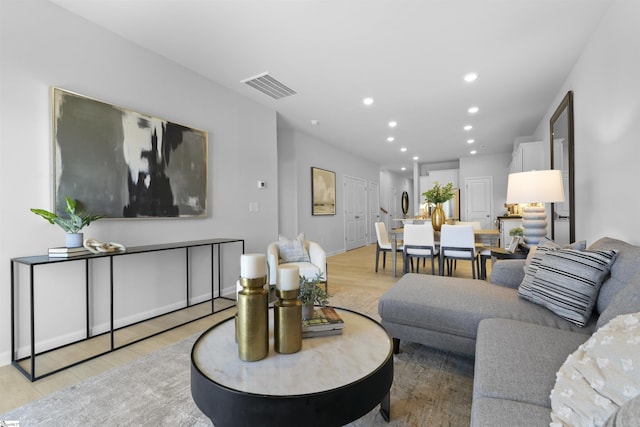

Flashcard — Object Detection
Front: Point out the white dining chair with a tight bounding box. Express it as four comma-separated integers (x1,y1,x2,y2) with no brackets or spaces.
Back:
439,224,479,279
374,222,403,272
403,224,439,275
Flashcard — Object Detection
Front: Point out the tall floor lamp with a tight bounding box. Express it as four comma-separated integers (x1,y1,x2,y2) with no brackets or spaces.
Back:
506,170,565,247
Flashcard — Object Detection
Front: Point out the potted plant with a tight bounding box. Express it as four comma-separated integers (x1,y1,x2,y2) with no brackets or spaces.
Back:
298,273,329,320
509,227,524,237
31,196,102,248
421,181,454,231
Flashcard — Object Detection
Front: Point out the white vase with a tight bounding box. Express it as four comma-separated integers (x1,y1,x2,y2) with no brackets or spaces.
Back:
66,232,84,248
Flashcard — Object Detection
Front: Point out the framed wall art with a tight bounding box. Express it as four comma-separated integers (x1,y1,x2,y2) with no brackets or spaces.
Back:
51,88,208,218
311,167,336,216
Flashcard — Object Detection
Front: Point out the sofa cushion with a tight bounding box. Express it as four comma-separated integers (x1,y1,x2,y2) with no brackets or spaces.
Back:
597,270,640,329
589,237,640,314
378,274,596,346
278,233,310,263
471,397,551,427
474,318,588,408
550,312,640,427
518,248,618,327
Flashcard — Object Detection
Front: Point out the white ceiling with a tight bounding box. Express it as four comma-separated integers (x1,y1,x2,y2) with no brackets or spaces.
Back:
49,0,611,176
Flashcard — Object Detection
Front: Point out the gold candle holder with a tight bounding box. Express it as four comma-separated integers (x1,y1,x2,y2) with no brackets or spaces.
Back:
237,276,269,361
274,289,302,354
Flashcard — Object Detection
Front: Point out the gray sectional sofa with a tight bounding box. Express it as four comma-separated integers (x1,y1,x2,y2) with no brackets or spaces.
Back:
378,237,640,426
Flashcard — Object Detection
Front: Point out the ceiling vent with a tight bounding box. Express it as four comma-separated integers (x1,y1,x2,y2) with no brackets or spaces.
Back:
241,72,297,100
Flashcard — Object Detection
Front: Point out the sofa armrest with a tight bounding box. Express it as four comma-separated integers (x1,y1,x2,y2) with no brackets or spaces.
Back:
489,260,525,288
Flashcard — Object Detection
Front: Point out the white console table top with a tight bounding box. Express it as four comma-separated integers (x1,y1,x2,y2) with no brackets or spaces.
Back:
192,308,392,396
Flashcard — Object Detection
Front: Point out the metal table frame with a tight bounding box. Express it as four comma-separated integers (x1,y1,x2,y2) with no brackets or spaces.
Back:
10,238,243,381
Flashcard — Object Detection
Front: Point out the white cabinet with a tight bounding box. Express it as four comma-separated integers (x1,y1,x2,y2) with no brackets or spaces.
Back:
510,141,544,173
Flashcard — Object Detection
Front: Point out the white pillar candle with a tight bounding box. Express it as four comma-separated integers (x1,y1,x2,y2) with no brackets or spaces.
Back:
240,253,267,279
277,265,300,290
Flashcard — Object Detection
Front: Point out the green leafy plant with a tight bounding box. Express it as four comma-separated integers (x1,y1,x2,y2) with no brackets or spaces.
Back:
298,273,330,306
509,227,524,237
31,196,102,233
422,181,454,204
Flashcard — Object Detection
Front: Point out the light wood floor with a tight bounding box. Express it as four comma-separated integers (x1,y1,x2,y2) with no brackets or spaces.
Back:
0,243,487,414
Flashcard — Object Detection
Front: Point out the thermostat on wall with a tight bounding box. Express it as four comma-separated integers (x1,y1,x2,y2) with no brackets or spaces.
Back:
257,180,266,189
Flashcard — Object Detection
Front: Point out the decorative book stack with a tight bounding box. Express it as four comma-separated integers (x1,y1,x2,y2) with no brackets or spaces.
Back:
302,306,344,338
48,246,90,258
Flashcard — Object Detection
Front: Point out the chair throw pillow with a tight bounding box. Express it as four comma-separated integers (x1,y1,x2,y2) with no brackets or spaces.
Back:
278,233,310,263
519,247,618,327
550,311,640,427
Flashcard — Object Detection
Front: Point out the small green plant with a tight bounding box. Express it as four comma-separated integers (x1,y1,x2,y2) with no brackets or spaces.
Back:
509,227,524,237
298,273,330,306
31,196,102,233
422,181,454,204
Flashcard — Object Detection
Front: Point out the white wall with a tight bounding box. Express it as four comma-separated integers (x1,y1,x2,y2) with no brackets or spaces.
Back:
532,0,640,246
0,0,279,364
278,127,380,255
459,152,512,223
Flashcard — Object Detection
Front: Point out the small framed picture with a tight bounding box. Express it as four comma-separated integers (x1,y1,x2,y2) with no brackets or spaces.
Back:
506,236,522,253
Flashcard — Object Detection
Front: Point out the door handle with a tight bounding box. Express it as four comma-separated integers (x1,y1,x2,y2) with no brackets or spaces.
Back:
355,216,360,219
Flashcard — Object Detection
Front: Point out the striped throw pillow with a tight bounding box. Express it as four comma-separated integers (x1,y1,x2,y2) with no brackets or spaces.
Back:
518,248,618,327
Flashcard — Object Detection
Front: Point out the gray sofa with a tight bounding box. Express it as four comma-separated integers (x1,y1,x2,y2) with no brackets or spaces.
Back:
378,237,640,426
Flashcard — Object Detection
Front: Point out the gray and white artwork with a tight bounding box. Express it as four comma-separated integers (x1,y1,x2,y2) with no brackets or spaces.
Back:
52,88,208,218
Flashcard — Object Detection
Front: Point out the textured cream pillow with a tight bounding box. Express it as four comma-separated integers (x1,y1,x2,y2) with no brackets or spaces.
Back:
550,312,640,426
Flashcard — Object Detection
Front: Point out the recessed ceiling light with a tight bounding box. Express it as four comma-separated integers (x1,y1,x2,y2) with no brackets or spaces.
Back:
467,139,475,144
464,73,478,82
464,125,473,131
470,150,477,155
468,106,479,114
363,97,374,106
400,147,407,152
413,156,419,160
401,167,406,171
387,137,395,142
388,121,397,128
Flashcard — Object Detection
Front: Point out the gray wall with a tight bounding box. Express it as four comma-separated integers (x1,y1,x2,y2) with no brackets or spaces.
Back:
531,0,640,246
278,127,381,255
0,0,278,364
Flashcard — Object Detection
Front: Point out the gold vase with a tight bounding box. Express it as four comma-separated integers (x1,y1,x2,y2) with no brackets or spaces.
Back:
431,203,446,231
236,276,269,362
274,289,302,354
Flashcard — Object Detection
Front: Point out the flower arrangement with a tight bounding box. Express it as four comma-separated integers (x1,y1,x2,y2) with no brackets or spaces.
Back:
298,273,330,306
422,181,454,204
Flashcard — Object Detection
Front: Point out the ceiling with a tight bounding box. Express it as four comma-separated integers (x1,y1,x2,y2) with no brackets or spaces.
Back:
49,0,611,176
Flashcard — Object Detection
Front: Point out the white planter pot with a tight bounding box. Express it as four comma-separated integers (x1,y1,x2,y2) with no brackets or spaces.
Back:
66,232,84,248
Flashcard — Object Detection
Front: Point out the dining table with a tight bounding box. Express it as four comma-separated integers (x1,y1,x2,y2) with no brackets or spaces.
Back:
387,227,500,277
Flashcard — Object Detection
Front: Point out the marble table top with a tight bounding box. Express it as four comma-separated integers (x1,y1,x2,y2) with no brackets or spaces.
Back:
192,308,392,396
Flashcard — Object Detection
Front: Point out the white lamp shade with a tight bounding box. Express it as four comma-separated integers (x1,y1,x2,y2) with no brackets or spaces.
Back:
506,170,565,204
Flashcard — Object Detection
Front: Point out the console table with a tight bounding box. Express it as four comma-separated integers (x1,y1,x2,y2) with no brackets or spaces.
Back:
10,238,243,381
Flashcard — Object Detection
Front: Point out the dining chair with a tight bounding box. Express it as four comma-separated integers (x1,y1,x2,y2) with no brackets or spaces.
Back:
439,224,479,279
374,222,403,272
402,224,439,275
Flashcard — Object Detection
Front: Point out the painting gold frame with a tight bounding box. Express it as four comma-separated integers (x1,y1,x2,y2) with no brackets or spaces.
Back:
311,167,336,216
51,88,208,218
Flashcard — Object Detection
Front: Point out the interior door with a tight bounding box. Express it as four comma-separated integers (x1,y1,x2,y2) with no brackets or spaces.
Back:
464,176,493,229
368,181,380,244
344,176,368,250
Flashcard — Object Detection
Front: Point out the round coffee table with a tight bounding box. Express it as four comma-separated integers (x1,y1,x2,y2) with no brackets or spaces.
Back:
191,307,393,427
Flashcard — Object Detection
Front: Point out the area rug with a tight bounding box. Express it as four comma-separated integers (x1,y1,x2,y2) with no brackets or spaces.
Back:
2,283,474,426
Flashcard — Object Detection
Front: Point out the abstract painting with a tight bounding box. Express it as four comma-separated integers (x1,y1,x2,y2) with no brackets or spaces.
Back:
51,88,208,218
311,167,336,215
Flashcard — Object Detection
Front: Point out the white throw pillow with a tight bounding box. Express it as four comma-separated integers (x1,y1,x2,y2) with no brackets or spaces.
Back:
278,232,310,263
550,311,640,427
